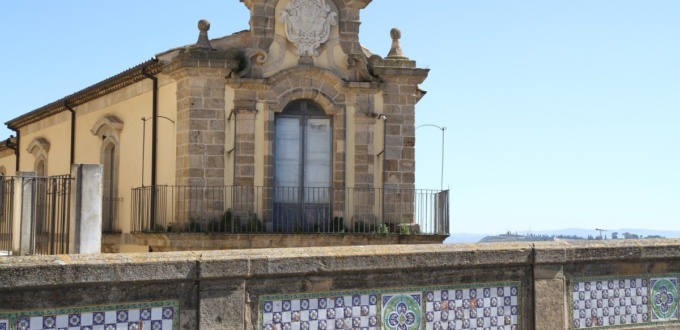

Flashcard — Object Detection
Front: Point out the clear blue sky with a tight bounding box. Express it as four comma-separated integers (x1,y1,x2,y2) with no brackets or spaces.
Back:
1,1,678,234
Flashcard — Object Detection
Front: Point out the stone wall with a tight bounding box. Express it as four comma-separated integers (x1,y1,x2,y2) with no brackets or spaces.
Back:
5,240,679,329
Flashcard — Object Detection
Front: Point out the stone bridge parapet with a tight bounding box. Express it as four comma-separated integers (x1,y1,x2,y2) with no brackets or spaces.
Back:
2,239,680,329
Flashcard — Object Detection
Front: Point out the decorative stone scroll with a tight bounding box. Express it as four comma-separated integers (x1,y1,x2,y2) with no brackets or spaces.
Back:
279,0,337,57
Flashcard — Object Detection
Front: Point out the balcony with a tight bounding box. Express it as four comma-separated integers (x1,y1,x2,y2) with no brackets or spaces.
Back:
131,186,449,236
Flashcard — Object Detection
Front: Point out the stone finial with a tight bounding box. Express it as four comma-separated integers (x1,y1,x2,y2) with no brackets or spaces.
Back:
195,19,213,50
386,28,408,59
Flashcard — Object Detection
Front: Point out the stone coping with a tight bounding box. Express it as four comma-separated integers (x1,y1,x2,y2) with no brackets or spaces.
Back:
2,239,680,289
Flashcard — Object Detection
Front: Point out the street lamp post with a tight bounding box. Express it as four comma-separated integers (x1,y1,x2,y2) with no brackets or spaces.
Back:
416,124,446,191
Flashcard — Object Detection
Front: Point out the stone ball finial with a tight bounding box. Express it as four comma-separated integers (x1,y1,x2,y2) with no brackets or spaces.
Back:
390,28,401,41
387,27,407,59
198,19,211,32
194,19,213,50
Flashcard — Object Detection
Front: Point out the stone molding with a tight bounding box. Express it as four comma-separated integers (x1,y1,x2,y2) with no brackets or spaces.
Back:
4,240,680,288
26,138,50,155
6,60,163,130
90,116,124,138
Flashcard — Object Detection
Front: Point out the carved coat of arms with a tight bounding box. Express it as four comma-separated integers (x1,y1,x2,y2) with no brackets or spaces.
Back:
280,0,338,57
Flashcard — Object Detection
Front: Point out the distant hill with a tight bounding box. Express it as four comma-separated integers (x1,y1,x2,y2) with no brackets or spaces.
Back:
524,228,680,240
444,233,486,243
444,228,680,244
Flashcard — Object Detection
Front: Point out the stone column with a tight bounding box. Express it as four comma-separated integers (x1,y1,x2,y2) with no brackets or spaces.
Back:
12,171,35,256
69,164,103,254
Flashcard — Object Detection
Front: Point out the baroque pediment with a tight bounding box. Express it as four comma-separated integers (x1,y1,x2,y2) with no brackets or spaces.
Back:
279,0,338,57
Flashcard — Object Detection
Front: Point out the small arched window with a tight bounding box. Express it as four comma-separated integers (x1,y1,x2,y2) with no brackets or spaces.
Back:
91,115,123,233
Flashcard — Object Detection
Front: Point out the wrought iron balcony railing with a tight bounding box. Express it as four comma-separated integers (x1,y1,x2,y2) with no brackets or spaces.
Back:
131,186,449,235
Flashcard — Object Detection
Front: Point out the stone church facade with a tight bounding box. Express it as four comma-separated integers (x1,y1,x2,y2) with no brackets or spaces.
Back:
0,0,441,251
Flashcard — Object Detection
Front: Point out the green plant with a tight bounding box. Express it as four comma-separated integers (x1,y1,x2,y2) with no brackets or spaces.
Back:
331,217,347,233
399,224,412,235
188,220,203,233
243,212,262,232
216,209,247,233
153,223,167,232
353,220,376,233
374,224,390,237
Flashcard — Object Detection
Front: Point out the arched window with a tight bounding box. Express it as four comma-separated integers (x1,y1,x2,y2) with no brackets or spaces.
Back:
102,142,117,232
27,138,50,177
274,100,332,231
91,116,123,232
27,138,50,235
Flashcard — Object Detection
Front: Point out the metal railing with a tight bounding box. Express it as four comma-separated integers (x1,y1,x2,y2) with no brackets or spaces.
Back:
0,177,14,255
32,175,72,255
131,186,449,235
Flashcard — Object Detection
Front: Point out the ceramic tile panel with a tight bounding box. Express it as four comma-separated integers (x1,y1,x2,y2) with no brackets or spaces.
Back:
0,300,178,330
571,275,680,329
258,282,521,330
424,285,519,330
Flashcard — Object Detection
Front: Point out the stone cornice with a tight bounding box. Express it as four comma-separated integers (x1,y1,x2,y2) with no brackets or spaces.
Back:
3,239,680,288
5,59,164,130
162,48,242,78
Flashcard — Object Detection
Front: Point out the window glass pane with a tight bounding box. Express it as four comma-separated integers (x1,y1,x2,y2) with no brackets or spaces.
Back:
275,117,301,202
304,118,331,203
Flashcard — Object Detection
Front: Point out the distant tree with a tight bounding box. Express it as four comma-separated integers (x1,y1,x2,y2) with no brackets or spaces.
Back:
587,235,594,240
611,232,618,239
622,232,639,239
646,235,664,239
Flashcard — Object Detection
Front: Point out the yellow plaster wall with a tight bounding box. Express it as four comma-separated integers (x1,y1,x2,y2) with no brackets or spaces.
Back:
15,77,177,234
0,149,15,175
155,79,178,187
19,118,72,175
224,85,235,186
346,105,356,189
373,92,385,190
254,102,266,187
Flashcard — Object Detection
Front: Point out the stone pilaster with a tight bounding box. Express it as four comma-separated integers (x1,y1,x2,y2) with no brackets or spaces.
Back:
372,56,429,226
352,113,378,227
165,48,240,222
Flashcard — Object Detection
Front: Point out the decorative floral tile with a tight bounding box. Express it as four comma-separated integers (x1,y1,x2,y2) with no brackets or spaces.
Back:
650,278,678,322
382,292,421,330
0,301,178,330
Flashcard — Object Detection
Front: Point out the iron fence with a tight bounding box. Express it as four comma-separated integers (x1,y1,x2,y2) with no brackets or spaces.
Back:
32,175,72,255
131,186,449,235
0,177,14,255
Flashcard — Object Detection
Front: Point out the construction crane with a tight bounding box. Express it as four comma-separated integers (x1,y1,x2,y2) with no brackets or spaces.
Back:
596,228,608,239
